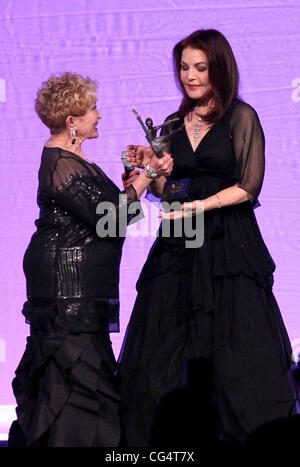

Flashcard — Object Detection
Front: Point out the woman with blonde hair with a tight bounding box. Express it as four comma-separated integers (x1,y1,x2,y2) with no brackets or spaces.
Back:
8,72,173,447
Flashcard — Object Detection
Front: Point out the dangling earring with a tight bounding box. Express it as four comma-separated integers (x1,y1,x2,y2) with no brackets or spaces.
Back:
70,127,76,144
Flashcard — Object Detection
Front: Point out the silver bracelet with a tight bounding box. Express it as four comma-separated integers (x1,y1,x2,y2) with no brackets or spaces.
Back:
144,164,158,179
215,194,222,209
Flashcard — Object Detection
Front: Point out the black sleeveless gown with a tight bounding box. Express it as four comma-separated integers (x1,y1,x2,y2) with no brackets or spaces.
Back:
117,100,296,446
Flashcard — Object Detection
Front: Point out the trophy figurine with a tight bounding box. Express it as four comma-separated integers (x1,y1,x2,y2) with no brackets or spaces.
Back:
132,109,190,204
132,109,185,158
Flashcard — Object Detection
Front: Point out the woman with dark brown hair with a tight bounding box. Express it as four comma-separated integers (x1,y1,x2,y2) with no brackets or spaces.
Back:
117,29,296,447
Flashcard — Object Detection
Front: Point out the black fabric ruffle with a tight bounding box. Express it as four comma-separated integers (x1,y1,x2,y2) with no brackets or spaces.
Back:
118,204,295,446
118,261,295,446
22,297,120,333
11,300,120,447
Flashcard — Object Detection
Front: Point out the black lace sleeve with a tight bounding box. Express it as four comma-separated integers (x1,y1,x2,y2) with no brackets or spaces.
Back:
230,102,265,199
39,148,138,228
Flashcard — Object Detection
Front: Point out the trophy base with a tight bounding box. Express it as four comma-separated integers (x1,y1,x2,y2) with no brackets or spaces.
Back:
161,178,191,205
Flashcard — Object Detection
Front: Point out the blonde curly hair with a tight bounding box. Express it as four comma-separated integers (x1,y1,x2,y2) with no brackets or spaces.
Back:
35,72,97,134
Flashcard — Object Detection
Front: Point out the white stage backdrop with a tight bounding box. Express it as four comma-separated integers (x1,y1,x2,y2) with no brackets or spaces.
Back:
0,0,300,436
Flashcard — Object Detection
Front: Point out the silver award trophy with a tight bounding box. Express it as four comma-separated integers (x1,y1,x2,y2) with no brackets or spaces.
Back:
132,109,184,157
132,109,190,203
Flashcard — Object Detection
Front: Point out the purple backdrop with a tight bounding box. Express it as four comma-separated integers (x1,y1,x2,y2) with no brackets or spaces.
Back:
1,0,300,439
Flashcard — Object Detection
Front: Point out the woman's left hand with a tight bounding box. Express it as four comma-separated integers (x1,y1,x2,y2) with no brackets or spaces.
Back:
159,200,204,219
148,152,173,178
122,168,140,189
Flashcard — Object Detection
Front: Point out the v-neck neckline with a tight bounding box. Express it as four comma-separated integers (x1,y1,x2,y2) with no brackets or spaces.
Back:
184,122,215,154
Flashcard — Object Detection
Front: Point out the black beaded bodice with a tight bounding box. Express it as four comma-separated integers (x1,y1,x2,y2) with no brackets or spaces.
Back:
23,147,138,331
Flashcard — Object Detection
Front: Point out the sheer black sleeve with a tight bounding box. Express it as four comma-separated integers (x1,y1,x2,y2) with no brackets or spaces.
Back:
39,148,138,228
230,102,265,199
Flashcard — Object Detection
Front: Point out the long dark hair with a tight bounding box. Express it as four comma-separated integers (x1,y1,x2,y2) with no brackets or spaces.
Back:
173,29,239,123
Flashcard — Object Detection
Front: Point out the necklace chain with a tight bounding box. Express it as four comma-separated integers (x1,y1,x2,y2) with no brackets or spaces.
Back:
193,104,214,146
193,115,202,145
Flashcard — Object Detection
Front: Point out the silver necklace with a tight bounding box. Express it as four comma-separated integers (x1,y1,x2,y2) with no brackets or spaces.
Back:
193,114,203,145
193,104,214,145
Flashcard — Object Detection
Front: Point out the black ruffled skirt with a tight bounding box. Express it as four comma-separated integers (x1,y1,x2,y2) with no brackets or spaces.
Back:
9,299,120,447
117,203,296,446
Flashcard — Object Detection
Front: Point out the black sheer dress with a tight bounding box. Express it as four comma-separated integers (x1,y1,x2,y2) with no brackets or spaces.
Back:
117,100,296,446
9,147,138,447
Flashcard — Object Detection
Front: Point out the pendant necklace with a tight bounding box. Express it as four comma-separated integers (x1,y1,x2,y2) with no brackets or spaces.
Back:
193,114,203,146
193,104,214,146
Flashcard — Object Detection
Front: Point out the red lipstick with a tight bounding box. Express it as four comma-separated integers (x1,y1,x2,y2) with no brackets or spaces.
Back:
187,84,200,90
